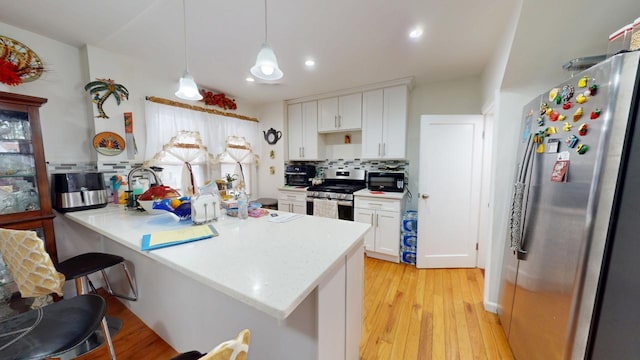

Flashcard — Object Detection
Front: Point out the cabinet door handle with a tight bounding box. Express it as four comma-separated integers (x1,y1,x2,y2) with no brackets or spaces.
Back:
302,147,305,158
378,143,381,156
334,115,338,128
370,213,374,226
421,194,430,200
338,115,342,128
382,143,386,156
375,214,379,228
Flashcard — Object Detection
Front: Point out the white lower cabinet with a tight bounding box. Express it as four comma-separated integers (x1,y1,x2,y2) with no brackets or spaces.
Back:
278,190,307,214
354,195,405,263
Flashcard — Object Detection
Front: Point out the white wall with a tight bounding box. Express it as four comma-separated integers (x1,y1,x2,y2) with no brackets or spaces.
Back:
0,22,94,162
406,77,483,210
84,44,259,164
256,102,286,199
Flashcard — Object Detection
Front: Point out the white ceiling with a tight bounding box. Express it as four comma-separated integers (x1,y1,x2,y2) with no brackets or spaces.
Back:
0,0,516,106
0,0,638,107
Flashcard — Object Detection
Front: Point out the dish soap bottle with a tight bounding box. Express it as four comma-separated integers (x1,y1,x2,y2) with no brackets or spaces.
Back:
237,191,248,220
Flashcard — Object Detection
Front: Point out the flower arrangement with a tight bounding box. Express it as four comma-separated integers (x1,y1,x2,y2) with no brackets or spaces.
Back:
200,89,237,110
0,58,21,86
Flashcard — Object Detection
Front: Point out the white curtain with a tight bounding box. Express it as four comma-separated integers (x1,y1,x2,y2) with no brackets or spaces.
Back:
144,101,258,161
144,101,259,193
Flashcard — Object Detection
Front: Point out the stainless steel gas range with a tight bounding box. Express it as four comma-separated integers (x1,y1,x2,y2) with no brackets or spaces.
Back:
306,168,366,221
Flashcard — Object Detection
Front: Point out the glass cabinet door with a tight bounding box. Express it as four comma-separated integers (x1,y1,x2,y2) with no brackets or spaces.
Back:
0,109,40,215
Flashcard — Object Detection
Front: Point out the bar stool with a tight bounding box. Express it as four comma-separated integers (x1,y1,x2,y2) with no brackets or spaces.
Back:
56,252,138,360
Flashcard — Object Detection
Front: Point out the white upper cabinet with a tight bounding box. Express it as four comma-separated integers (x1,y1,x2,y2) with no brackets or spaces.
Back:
288,101,322,160
362,85,408,159
318,93,362,133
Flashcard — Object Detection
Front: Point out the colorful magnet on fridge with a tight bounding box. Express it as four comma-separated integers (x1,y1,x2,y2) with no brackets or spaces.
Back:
589,84,598,96
563,122,573,132
566,135,579,148
576,144,588,154
537,143,545,153
576,94,587,104
578,123,588,136
578,76,588,88
573,107,583,122
562,102,572,110
549,110,560,121
561,85,574,102
537,117,545,126
549,88,560,102
584,89,592,97
545,108,553,116
545,126,558,135
540,102,550,115
590,108,601,119
558,114,566,121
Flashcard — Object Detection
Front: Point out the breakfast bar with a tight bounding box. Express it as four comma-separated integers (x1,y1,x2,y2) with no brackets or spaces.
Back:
58,206,370,359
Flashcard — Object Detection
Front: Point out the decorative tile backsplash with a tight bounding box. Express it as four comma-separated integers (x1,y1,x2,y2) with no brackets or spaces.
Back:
286,159,409,179
46,161,144,192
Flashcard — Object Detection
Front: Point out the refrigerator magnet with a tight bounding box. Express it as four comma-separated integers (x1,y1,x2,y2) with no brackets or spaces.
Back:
551,159,570,182
547,138,560,153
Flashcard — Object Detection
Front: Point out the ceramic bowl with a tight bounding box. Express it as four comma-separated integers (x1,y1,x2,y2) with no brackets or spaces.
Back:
137,200,166,215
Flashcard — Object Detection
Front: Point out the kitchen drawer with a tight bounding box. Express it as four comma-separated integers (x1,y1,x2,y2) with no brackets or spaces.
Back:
354,197,401,212
278,191,307,202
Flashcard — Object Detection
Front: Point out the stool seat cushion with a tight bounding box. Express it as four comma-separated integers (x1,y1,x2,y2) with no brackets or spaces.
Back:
56,252,125,280
0,294,106,360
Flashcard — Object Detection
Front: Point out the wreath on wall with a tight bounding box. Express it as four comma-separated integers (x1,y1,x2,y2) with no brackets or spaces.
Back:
0,35,44,86
200,89,237,110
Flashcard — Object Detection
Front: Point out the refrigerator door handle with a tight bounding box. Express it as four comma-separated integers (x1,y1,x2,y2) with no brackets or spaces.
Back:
509,134,535,255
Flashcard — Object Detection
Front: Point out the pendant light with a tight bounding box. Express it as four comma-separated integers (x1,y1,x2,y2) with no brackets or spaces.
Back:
250,0,283,81
175,0,202,100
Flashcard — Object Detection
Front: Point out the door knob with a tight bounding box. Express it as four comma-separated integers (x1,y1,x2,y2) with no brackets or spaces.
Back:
421,194,429,199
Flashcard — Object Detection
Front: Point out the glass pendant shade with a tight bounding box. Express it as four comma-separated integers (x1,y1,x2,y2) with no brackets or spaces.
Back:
250,43,283,81
175,71,203,100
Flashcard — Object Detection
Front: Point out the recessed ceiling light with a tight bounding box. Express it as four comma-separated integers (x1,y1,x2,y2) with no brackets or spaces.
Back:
305,59,316,67
409,27,423,39
246,77,255,82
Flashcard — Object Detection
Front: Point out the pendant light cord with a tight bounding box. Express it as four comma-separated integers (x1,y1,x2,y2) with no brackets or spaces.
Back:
264,0,268,43
182,0,188,71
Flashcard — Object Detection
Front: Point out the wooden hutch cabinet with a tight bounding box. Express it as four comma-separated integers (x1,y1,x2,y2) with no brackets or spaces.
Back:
0,92,57,264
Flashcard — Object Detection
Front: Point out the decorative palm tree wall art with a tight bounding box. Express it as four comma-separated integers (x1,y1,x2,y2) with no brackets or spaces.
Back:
84,78,129,118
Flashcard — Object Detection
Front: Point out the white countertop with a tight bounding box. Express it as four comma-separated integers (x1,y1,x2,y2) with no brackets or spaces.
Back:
64,205,369,320
278,186,308,192
353,189,407,200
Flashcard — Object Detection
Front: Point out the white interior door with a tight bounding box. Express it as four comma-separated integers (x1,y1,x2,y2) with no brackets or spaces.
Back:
417,115,483,268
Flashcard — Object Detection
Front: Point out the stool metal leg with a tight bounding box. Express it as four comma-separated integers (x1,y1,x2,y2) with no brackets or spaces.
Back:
101,316,117,360
100,262,138,301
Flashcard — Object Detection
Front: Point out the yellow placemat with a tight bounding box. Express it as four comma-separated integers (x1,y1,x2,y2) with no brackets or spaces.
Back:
141,224,218,251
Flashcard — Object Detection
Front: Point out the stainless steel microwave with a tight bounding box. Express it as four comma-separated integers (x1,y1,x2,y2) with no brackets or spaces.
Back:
367,172,405,192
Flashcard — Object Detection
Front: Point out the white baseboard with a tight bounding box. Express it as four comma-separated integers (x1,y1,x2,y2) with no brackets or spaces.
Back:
483,299,498,313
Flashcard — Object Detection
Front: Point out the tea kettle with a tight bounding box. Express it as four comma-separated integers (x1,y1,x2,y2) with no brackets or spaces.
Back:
263,128,282,144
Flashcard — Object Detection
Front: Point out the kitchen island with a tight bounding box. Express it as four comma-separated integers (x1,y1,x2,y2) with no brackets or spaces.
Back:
58,205,369,359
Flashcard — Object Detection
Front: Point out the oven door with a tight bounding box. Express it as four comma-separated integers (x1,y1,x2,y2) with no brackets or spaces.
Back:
307,198,354,221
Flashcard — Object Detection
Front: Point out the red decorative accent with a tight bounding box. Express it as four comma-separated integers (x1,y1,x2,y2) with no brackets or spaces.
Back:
200,89,238,110
0,59,22,86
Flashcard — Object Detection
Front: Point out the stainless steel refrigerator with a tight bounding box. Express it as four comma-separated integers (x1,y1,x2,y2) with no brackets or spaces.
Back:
498,50,640,359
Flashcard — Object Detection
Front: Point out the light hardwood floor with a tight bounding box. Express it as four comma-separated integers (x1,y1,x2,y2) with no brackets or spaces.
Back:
360,257,514,359
74,256,514,359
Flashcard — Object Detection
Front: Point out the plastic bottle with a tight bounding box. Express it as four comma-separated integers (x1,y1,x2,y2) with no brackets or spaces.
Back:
132,178,144,197
237,191,248,220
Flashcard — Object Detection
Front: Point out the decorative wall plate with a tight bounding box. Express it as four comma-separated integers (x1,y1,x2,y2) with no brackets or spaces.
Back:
93,131,125,156
0,35,44,82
